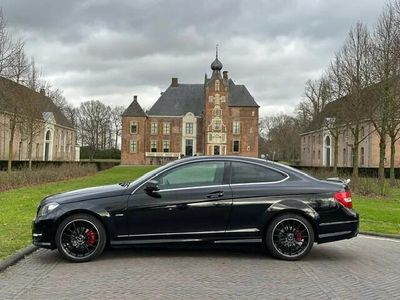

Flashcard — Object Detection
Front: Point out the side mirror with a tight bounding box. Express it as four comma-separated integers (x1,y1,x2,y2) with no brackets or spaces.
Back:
144,180,159,193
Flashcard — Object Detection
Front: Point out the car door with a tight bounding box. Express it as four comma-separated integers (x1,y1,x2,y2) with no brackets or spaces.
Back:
126,160,232,239
227,161,289,236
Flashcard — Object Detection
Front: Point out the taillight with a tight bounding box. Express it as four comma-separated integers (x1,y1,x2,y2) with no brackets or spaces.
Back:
334,191,352,209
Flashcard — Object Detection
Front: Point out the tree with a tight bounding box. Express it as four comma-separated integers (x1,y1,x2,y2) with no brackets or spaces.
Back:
325,54,347,174
0,79,24,172
297,76,332,127
7,39,30,83
338,23,374,179
369,3,400,192
77,100,113,160
110,106,125,149
0,10,17,77
20,92,43,169
260,114,301,163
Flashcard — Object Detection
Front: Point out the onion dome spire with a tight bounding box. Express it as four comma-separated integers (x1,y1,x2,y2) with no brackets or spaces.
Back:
211,44,223,71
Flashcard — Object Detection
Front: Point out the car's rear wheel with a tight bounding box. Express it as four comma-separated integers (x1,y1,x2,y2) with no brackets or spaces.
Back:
55,213,106,262
265,213,314,261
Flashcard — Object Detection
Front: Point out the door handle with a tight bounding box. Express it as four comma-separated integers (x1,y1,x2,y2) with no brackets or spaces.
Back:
206,191,224,198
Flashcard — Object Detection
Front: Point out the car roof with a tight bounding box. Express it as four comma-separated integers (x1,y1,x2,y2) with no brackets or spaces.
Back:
172,156,311,179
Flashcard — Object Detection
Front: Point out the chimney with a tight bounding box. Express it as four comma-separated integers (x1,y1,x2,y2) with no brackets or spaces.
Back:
133,95,137,101
223,71,228,80
171,77,178,87
40,88,46,95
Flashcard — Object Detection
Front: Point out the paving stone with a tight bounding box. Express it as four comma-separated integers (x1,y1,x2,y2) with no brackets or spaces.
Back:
0,235,399,299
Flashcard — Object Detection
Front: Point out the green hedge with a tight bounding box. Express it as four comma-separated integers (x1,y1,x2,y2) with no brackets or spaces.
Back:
80,147,121,159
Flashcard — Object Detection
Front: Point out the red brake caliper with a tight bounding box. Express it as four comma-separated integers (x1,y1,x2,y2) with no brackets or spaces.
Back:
295,231,303,242
85,229,97,246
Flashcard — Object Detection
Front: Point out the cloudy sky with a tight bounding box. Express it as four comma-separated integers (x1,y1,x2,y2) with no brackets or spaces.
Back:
1,0,387,117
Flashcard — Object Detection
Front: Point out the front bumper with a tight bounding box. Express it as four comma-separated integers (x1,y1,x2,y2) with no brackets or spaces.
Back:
32,218,57,249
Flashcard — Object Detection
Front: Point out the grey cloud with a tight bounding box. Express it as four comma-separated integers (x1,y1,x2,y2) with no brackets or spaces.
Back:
1,0,387,116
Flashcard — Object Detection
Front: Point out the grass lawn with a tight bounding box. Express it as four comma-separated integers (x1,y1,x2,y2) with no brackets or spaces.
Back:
0,165,399,260
0,166,156,260
353,194,400,235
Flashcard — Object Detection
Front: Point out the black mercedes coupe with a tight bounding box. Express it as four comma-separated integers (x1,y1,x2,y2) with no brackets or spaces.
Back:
32,156,359,262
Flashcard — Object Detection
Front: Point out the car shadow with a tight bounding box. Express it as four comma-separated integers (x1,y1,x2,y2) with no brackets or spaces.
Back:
99,243,267,260
35,242,358,265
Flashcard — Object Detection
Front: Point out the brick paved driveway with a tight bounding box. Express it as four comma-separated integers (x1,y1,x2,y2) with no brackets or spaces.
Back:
1,235,399,299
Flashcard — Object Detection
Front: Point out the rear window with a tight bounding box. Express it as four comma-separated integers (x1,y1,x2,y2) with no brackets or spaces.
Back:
231,162,287,184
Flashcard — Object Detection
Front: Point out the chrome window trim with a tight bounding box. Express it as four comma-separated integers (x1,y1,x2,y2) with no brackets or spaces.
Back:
157,184,230,193
229,160,290,185
131,157,291,195
131,159,227,195
117,228,259,238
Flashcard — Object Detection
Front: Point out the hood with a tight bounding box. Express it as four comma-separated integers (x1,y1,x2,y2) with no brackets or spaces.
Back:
42,184,128,205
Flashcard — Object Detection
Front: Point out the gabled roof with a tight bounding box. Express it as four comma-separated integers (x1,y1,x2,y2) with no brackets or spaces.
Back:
0,76,73,128
148,84,205,116
122,98,147,117
228,79,259,107
146,79,259,117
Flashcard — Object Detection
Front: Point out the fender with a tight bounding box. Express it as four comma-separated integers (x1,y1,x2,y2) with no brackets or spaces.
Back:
54,201,123,239
259,199,320,230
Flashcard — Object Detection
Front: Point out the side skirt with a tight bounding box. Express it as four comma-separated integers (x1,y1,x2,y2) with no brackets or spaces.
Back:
110,238,262,246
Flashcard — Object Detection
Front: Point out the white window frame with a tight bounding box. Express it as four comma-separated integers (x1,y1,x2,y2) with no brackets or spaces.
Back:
163,122,171,135
163,140,170,152
130,140,137,153
233,140,240,153
150,140,157,152
151,122,158,135
233,121,241,134
130,121,138,134
185,122,194,135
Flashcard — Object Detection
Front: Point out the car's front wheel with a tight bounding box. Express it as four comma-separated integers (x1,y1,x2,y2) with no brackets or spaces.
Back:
55,213,106,262
265,213,314,261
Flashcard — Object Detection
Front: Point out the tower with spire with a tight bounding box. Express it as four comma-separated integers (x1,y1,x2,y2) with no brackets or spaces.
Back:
204,45,230,156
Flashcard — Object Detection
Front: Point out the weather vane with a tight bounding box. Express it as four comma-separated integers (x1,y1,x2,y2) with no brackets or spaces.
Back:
216,43,219,59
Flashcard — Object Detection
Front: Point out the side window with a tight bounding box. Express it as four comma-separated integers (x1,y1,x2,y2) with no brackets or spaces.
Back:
230,162,287,184
157,161,225,190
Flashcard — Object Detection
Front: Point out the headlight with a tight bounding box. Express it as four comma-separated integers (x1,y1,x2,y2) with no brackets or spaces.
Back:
37,203,59,217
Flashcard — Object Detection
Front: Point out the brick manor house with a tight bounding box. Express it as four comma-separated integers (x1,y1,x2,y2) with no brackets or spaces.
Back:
0,76,79,162
121,54,259,165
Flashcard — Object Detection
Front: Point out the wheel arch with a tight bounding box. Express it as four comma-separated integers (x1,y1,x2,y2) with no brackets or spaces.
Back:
54,209,111,245
260,200,320,241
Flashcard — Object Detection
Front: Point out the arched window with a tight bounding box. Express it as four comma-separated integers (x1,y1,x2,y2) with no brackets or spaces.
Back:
45,130,51,141
343,148,347,166
324,136,331,167
325,136,331,146
361,127,365,138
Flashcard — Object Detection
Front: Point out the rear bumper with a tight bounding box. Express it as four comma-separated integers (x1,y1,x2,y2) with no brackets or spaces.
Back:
317,214,359,244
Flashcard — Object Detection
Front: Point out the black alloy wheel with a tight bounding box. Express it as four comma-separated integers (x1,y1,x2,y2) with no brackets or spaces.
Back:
56,214,106,262
265,213,314,260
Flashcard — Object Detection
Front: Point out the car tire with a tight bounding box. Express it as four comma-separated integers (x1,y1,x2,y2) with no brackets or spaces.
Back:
55,213,106,263
265,213,314,261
